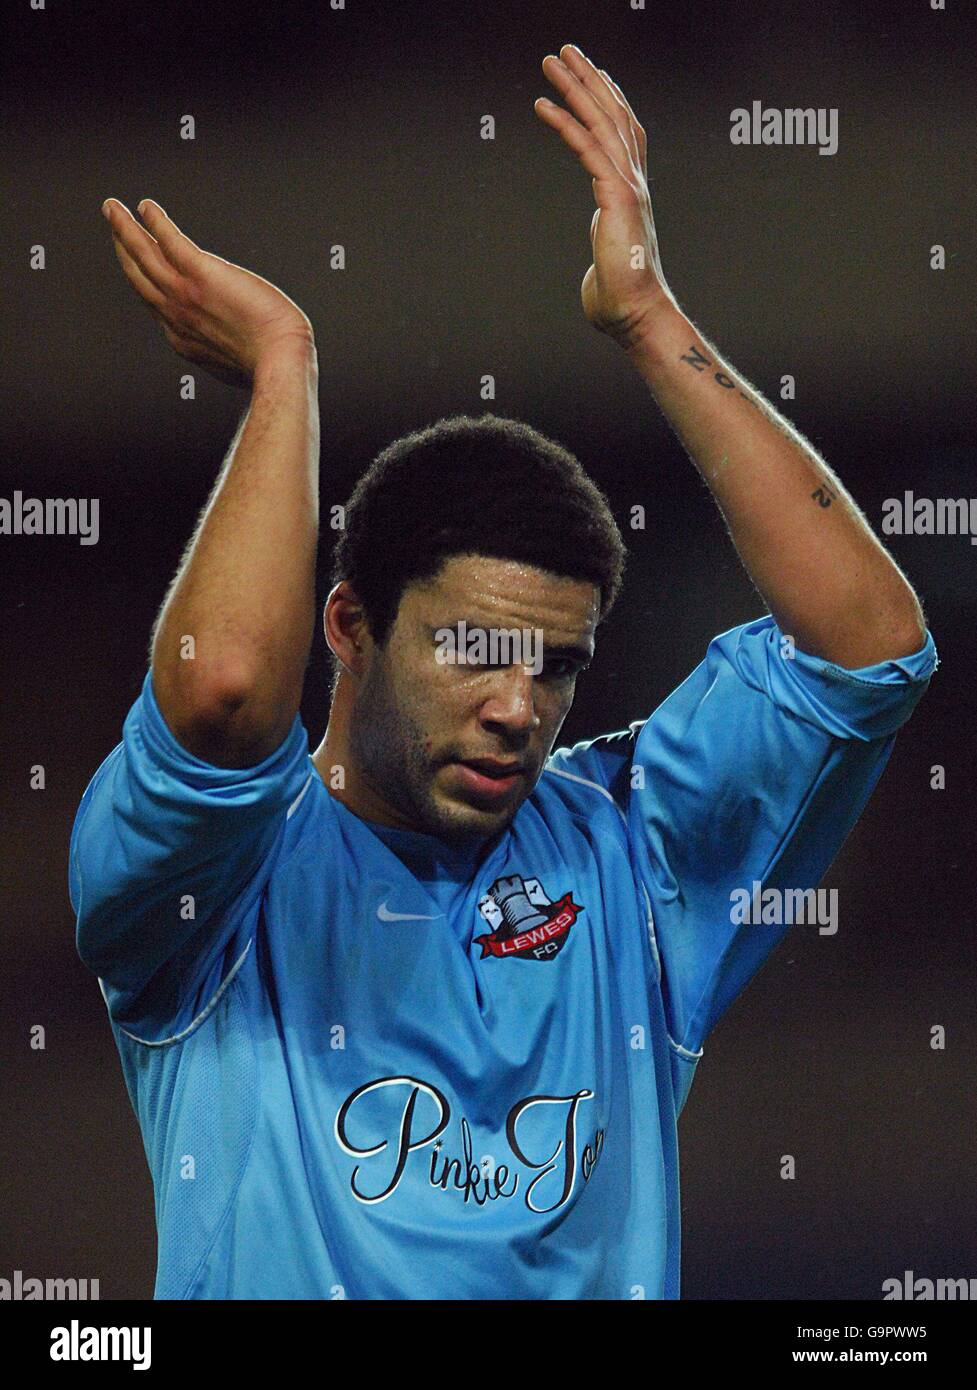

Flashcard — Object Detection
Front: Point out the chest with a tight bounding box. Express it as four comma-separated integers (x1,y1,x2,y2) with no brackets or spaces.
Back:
244,812,664,1228
265,811,652,1051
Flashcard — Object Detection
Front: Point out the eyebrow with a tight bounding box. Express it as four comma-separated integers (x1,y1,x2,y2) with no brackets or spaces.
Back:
541,642,594,666
426,624,593,666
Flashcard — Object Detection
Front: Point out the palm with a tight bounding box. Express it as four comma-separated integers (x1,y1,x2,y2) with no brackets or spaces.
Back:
581,196,653,324
536,47,676,349
102,198,313,386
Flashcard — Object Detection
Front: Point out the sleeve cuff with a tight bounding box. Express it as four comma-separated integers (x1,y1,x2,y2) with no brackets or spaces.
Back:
725,617,938,741
131,668,311,791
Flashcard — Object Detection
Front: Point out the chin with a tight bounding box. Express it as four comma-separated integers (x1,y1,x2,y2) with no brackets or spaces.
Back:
426,792,518,845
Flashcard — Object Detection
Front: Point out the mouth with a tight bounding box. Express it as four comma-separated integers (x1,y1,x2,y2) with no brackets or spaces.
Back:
447,757,527,803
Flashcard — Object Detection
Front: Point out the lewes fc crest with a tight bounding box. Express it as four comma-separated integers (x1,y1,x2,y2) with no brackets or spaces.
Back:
475,874,583,963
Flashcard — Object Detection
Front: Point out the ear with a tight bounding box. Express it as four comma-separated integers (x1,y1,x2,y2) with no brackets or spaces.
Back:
324,580,372,675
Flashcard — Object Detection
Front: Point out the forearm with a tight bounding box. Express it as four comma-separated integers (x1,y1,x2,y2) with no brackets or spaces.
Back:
627,306,925,668
151,338,320,762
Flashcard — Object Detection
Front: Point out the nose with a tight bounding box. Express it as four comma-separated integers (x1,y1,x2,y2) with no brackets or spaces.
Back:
479,664,541,736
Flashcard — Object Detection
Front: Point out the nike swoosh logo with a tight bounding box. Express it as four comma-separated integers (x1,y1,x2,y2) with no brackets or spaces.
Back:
376,901,442,922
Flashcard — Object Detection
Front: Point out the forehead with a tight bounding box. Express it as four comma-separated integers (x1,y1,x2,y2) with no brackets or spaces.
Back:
404,553,600,638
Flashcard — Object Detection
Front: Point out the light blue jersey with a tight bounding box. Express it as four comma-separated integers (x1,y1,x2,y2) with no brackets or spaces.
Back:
69,616,937,1299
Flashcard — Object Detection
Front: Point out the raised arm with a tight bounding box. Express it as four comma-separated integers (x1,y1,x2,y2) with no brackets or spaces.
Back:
535,47,925,669
102,197,319,765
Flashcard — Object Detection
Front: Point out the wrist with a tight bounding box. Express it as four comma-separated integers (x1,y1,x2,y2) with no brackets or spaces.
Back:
252,331,318,385
620,299,691,373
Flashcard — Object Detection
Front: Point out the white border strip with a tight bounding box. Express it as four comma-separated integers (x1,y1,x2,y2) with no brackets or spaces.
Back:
98,937,254,1048
543,765,628,827
287,772,314,819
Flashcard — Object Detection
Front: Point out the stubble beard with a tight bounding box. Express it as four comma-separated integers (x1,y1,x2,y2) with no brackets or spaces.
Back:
349,656,503,847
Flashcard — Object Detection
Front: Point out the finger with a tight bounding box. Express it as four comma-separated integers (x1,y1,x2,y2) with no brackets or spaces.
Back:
594,68,642,170
596,83,640,172
556,45,615,114
541,55,633,175
137,199,202,275
559,46,638,165
145,302,185,338
148,306,206,359
534,97,627,195
150,313,248,386
558,48,647,177
102,198,178,294
555,46,640,171
110,230,170,313
599,68,647,173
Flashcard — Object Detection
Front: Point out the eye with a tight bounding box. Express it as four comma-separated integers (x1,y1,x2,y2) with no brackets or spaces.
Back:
541,657,587,681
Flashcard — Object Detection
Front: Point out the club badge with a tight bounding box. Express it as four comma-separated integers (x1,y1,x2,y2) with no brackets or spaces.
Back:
475,874,583,963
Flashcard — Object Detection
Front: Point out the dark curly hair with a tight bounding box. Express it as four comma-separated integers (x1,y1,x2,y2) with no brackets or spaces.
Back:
330,413,626,645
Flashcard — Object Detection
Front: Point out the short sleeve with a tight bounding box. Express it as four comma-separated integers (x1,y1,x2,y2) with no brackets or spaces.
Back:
69,669,312,1023
548,615,938,1052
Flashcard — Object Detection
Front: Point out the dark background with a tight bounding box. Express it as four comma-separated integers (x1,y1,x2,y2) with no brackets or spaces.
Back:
2,0,974,1299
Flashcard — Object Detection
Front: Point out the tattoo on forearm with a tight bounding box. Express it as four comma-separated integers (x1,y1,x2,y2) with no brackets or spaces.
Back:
679,342,839,510
679,342,761,409
679,344,710,371
810,482,838,508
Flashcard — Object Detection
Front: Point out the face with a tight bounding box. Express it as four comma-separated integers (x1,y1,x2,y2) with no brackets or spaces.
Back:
347,554,599,846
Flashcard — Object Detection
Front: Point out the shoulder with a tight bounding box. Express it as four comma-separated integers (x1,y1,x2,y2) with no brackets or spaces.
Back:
270,766,337,869
538,724,643,817
533,749,635,829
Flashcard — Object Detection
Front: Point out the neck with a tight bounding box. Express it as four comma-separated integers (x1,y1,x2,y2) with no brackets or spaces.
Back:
311,672,502,861
311,670,420,834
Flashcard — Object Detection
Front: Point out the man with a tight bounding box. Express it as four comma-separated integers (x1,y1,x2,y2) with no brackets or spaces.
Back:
71,46,935,1299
